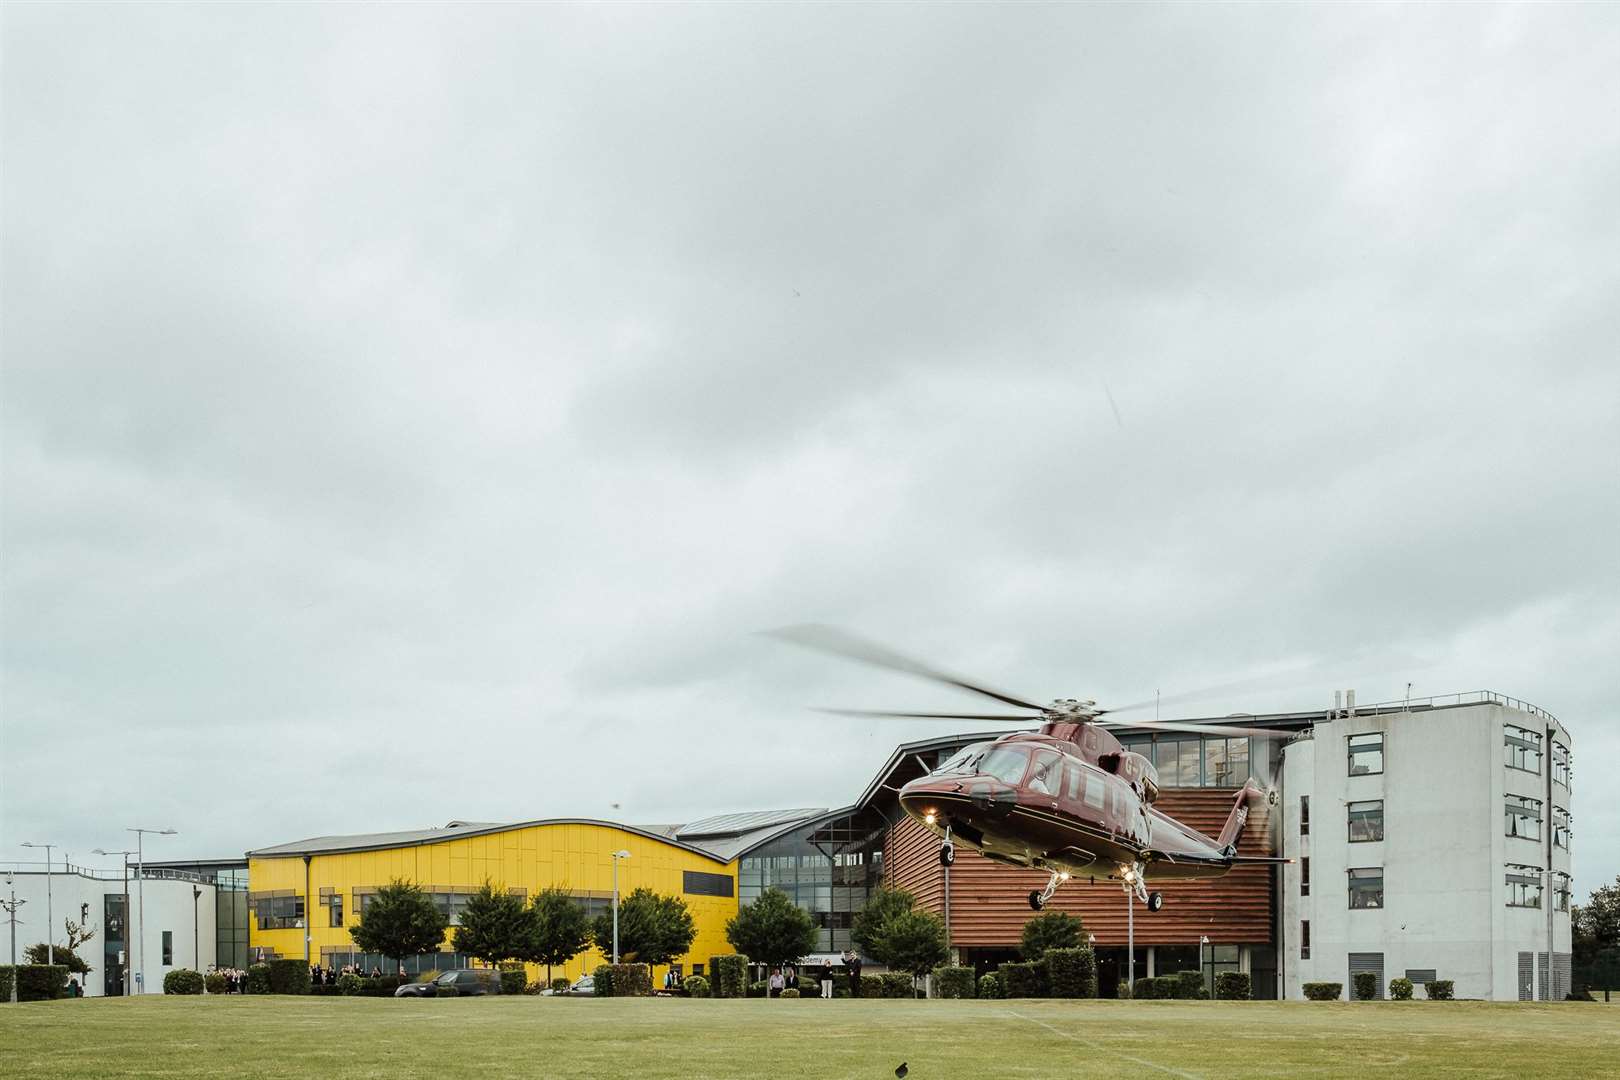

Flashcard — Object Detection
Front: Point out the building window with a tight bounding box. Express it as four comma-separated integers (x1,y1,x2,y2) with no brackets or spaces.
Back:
1504,724,1542,774
1348,800,1384,843
1552,872,1571,913
1348,867,1384,909
1505,794,1542,842
1552,741,1570,788
428,890,477,926
682,871,733,898
1300,795,1310,836
1348,733,1383,776
329,894,344,927
1203,737,1250,787
253,894,305,930
1301,857,1310,896
1301,920,1311,959
162,931,173,966
1552,806,1571,849
1505,864,1543,908
1153,739,1203,787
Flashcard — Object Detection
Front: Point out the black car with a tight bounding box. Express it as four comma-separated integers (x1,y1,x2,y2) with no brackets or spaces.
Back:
395,969,503,997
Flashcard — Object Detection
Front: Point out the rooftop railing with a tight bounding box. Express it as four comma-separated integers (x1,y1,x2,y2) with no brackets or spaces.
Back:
1354,689,1560,726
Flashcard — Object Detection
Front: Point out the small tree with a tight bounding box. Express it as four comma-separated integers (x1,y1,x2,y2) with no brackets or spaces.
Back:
725,888,818,971
453,881,534,969
851,886,916,966
874,909,947,998
1019,910,1084,962
525,888,593,984
348,879,448,973
24,944,91,975
590,888,695,967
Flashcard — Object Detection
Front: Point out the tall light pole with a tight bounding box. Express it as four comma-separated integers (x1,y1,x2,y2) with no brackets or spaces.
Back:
192,887,202,977
128,828,176,994
3,871,26,1003
610,850,631,964
20,842,55,967
1200,935,1211,997
92,849,136,996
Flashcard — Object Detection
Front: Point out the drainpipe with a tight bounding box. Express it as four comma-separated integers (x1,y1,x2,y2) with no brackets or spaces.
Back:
1544,723,1554,1001
303,856,312,965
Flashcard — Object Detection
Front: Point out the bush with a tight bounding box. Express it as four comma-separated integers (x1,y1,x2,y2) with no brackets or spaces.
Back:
593,964,615,997
708,954,749,999
1389,977,1414,1001
336,973,363,996
499,970,526,995
268,959,311,995
551,977,572,993
858,974,884,998
0,967,12,1002
204,972,228,995
245,963,272,995
1424,980,1454,1001
358,975,404,997
1132,976,1163,1000
309,984,342,996
608,963,652,998
1044,947,1098,999
16,965,69,1001
1215,972,1251,1001
977,972,1004,999
1352,971,1378,1001
163,969,205,995
1302,982,1342,1001
1174,970,1205,1000
1155,976,1181,999
1116,980,1132,999
931,965,976,999
878,972,914,999
684,975,710,998
748,980,769,998
1001,961,1047,999
780,988,800,999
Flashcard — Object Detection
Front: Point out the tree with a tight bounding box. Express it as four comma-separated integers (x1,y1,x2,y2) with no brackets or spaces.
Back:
64,917,97,954
524,888,593,984
850,886,916,963
453,881,534,969
873,909,948,998
725,887,818,969
1020,910,1084,962
24,943,90,974
1574,877,1620,965
348,879,448,971
590,888,695,967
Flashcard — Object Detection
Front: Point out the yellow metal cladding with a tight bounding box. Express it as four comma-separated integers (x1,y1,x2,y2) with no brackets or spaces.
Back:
247,821,738,983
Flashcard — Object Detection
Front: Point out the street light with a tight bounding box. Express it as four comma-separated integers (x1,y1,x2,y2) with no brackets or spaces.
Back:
3,871,26,1003
610,850,632,964
128,828,176,994
1199,935,1211,997
20,842,55,968
192,887,202,979
93,849,137,996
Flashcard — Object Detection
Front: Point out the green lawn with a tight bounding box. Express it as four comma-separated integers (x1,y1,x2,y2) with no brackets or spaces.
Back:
3,996,1619,1080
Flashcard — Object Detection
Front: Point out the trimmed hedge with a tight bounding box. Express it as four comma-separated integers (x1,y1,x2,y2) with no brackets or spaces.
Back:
164,969,205,995
708,954,749,999
932,966,976,999
499,970,526,995
16,965,69,1001
1303,981,1342,1001
551,977,572,993
780,988,800,999
607,963,652,997
1044,947,1097,999
336,973,363,996
748,980,769,998
1001,961,1047,999
1389,977,1414,1001
268,959,310,995
1133,976,1179,1000
204,972,228,995
593,964,615,997
358,975,404,997
310,985,342,996
245,963,272,995
1215,972,1251,1001
1352,971,1378,1001
977,972,1005,999
857,974,884,998
877,972,914,999
1424,980,1454,1001
684,975,710,998
1174,970,1206,1000
0,967,11,1002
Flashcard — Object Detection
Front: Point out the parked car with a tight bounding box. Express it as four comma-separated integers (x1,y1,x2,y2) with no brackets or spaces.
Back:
562,975,595,996
395,969,503,997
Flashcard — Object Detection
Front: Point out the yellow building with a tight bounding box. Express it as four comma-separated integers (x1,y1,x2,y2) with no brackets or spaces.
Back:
245,811,822,984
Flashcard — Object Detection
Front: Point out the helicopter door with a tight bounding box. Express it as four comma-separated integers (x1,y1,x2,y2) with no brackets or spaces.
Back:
1028,751,1061,804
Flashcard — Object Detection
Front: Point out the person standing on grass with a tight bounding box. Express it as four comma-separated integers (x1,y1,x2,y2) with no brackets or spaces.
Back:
769,968,784,998
819,963,833,999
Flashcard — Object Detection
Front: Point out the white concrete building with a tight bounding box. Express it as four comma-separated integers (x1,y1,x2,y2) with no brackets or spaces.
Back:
3,863,219,996
1280,694,1573,1000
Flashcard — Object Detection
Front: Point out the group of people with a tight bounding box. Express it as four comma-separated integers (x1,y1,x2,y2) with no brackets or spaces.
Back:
308,963,385,987
204,966,251,993
766,950,863,999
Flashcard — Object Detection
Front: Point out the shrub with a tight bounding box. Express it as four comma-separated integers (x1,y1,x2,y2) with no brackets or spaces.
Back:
1424,980,1454,1001
551,977,572,993
1352,972,1378,1001
977,972,1004,999
1174,970,1205,1000
1001,961,1047,999
245,963,272,995
748,980,769,998
1044,947,1097,999
858,974,884,998
780,988,800,999
163,969,205,995
932,965,976,999
336,973,363,996
267,959,311,995
878,972,914,999
608,963,652,997
1132,977,1161,1000
1302,982,1342,1001
499,969,526,995
1116,980,1132,999
684,975,710,998
16,965,69,1001
1215,972,1251,1001
204,972,228,995
1389,977,1413,1001
708,954,749,999
0,967,12,1001
1019,911,1085,962
1155,976,1181,999
593,964,615,997
358,975,404,997
310,984,342,996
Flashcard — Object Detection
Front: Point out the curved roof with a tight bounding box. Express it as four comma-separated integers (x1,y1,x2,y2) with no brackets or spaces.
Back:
246,817,732,864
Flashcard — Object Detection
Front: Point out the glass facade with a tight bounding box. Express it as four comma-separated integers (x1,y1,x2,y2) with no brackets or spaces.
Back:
737,811,885,956
1115,734,1253,788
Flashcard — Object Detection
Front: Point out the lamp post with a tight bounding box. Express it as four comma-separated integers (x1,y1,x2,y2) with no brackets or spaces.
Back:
1199,935,1210,997
128,828,176,994
3,871,26,1003
610,850,631,964
192,887,202,978
20,842,55,968
92,849,136,996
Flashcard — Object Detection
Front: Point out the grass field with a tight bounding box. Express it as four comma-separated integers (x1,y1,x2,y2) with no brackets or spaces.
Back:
3,996,1619,1080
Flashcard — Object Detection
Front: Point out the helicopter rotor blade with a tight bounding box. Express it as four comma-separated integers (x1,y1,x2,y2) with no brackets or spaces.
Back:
1094,716,1278,739
817,708,1042,723
765,624,1048,712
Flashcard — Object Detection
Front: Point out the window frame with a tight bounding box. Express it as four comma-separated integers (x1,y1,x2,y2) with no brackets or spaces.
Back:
1347,799,1385,843
1552,805,1571,850
1300,795,1310,836
1504,794,1543,843
1505,864,1544,909
1300,919,1311,960
1348,867,1384,910
1504,724,1543,775
1301,856,1310,897
1551,741,1570,788
162,930,173,966
1347,732,1384,776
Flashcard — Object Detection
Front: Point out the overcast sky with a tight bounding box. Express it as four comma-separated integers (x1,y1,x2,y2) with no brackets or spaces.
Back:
3,4,1616,901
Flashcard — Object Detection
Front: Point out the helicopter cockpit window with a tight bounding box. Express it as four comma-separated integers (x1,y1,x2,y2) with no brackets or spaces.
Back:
933,743,992,776
979,746,1031,785
1028,751,1060,795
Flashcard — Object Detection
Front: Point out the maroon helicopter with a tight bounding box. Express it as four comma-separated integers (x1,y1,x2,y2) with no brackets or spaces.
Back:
772,626,1286,912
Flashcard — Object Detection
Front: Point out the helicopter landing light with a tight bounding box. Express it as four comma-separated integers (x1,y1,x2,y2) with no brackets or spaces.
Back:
924,810,937,825
1059,872,1071,881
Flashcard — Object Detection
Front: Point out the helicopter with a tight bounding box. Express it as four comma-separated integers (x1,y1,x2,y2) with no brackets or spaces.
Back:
770,625,1289,912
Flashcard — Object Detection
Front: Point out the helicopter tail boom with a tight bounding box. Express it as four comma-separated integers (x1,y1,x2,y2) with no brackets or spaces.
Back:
1216,780,1270,853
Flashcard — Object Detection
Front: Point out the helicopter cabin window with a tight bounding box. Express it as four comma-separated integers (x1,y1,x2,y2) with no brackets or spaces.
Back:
1028,751,1060,796
1348,867,1384,909
979,746,1030,786
1348,733,1383,776
1065,764,1083,802
1083,768,1106,810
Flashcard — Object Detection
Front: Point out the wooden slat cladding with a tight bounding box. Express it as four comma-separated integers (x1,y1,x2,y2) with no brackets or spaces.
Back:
885,788,1276,947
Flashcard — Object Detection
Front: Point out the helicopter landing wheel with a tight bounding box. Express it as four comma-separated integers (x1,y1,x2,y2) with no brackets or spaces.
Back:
1146,891,1164,913
1028,890,1045,911
938,843,955,867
